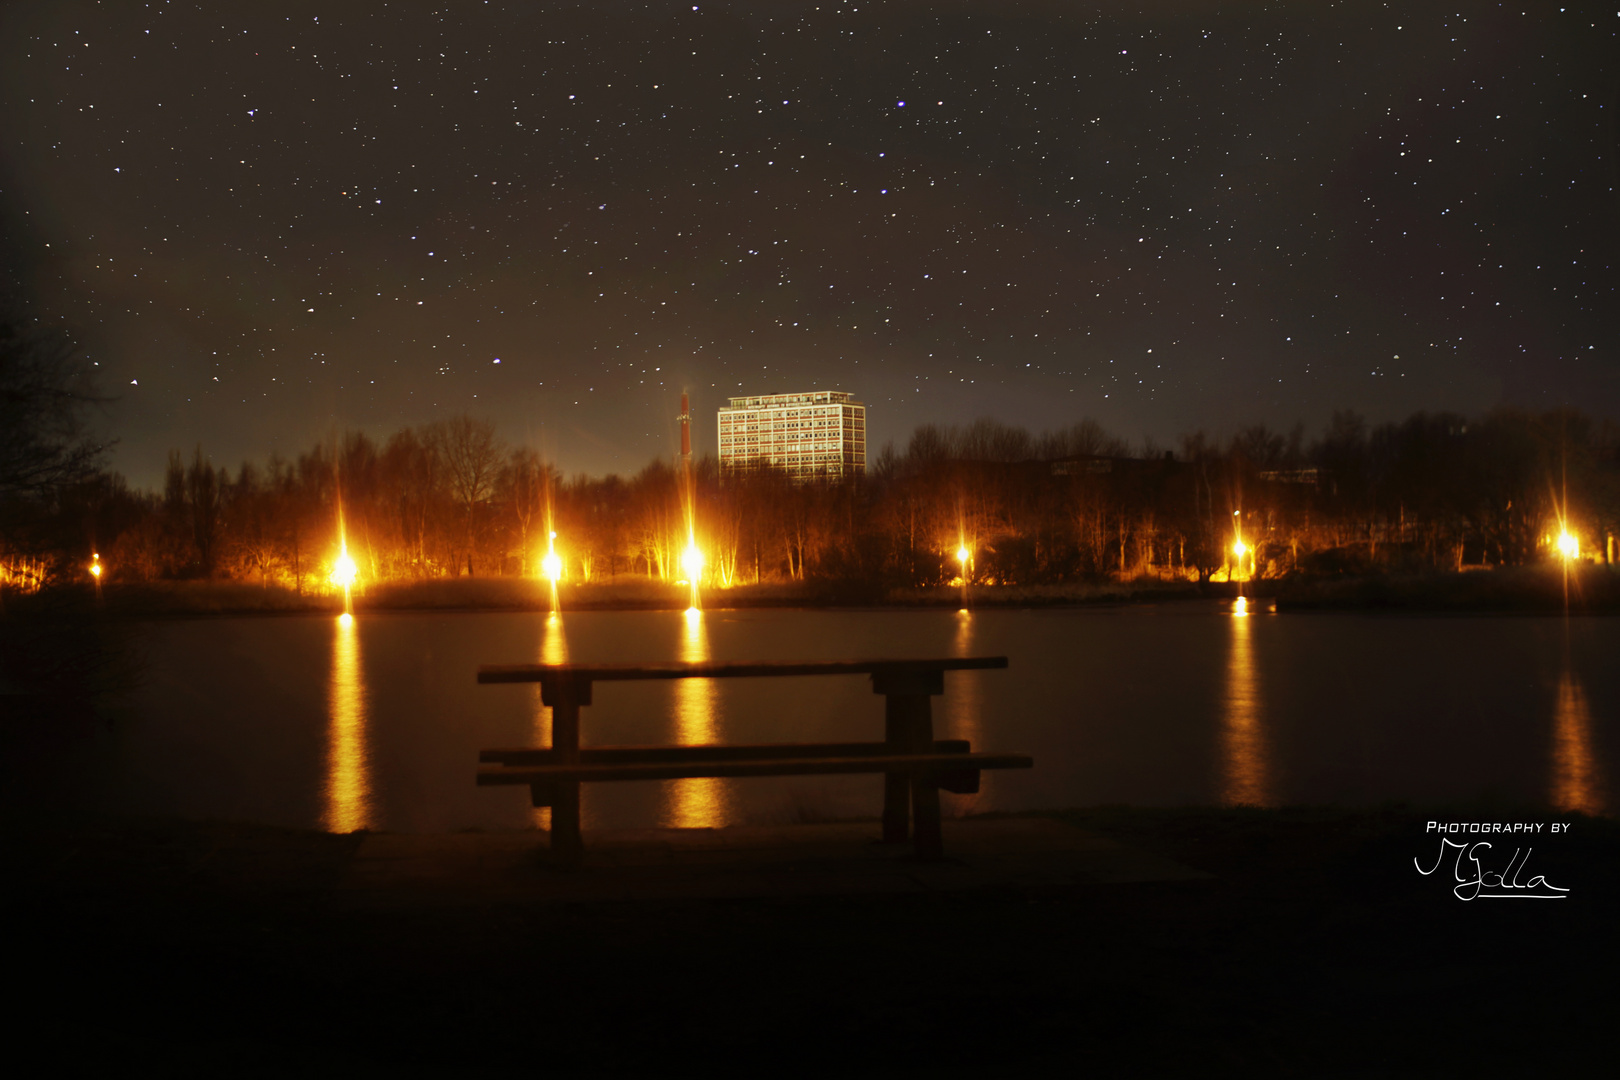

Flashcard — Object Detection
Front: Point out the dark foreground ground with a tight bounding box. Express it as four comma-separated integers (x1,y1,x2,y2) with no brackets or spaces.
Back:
4,806,1614,1077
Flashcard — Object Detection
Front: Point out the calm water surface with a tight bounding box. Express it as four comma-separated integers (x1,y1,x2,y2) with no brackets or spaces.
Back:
23,604,1617,831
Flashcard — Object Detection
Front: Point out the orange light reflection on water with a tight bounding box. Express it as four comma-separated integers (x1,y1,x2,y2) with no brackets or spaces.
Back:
323,613,373,833
946,608,983,751
663,608,728,828
531,612,569,830
943,609,983,814
1551,667,1604,814
1219,602,1273,807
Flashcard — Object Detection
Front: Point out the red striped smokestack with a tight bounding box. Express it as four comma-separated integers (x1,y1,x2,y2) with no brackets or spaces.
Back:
679,392,691,460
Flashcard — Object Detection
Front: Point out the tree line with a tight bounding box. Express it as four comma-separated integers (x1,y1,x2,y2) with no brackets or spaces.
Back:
7,406,1619,594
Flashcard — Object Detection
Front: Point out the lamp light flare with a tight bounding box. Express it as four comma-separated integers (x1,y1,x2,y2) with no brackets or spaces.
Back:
542,550,563,582
1558,531,1580,560
954,542,973,606
682,544,704,579
1232,540,1248,558
330,550,358,588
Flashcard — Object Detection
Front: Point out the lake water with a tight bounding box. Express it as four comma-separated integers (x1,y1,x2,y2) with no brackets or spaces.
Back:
12,604,1615,831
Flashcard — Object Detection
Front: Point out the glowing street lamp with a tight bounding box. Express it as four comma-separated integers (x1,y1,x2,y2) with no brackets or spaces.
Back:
330,549,358,589
540,530,564,612
89,553,103,580
682,543,705,580
542,530,563,582
1230,540,1250,590
330,542,358,617
681,542,704,612
1558,530,1580,561
955,543,974,587
1231,509,1249,586
955,543,973,609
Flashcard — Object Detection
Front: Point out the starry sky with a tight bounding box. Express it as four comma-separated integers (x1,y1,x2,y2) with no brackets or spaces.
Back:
1,1,1615,486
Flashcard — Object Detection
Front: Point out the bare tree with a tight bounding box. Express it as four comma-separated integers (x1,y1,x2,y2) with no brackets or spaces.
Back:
381,428,444,578
228,461,278,587
499,447,551,576
434,415,503,575
186,446,224,577
629,459,678,579
0,311,106,500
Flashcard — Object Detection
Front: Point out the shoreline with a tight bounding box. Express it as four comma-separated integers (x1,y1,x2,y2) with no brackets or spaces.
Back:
13,563,1619,618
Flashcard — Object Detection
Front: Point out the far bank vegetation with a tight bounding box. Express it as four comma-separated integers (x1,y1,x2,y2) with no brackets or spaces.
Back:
6,409,1620,596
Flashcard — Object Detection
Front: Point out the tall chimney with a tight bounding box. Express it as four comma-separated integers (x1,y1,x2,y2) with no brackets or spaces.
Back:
679,392,691,461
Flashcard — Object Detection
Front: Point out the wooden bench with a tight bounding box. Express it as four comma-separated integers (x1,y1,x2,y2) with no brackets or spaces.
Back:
476,657,1031,862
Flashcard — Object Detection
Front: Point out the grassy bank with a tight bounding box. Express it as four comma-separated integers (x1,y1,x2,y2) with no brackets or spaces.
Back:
39,576,1206,617
11,562,1618,620
4,804,1612,1072
1273,562,1620,613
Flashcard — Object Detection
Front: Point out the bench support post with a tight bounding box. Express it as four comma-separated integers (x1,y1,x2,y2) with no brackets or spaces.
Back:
882,697,921,843
874,668,945,859
541,675,592,866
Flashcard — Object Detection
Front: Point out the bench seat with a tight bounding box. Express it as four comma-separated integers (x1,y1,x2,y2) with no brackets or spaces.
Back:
481,739,972,766
477,750,1032,786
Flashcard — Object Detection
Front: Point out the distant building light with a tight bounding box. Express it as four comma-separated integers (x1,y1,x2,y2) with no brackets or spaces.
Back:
718,391,867,481
1258,468,1320,484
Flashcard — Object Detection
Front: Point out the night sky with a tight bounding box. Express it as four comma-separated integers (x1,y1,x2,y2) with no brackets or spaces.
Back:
1,1,1615,486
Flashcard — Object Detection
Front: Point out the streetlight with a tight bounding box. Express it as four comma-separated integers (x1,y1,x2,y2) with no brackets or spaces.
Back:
330,550,358,589
955,544,972,610
1231,510,1248,586
542,541,563,614
1558,530,1580,561
682,543,704,580
682,542,704,612
330,543,358,617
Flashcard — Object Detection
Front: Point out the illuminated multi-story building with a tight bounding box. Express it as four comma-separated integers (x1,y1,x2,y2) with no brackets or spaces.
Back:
717,390,867,479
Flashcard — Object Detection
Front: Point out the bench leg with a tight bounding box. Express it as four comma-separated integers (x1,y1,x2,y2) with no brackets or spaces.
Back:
549,695,584,866
884,691,946,856
883,694,930,843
